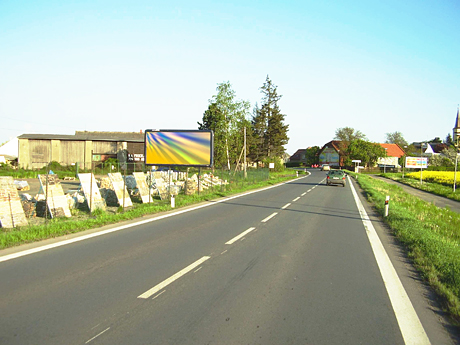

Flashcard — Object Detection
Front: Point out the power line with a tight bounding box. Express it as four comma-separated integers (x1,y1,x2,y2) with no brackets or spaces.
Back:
2,116,75,130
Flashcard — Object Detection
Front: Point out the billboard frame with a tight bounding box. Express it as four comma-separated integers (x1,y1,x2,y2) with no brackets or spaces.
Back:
405,156,428,169
144,129,214,168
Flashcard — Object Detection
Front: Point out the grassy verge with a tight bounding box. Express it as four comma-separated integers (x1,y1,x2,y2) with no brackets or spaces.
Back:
351,172,460,322
382,173,460,202
0,171,299,250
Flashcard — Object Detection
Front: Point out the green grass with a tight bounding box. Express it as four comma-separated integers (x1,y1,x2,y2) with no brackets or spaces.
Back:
350,172,460,322
382,172,460,202
0,171,298,249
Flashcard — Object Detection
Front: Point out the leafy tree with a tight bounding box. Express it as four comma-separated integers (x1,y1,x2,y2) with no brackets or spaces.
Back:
334,127,367,144
252,76,289,161
199,82,250,169
305,146,321,166
346,139,387,167
385,131,408,147
334,127,367,163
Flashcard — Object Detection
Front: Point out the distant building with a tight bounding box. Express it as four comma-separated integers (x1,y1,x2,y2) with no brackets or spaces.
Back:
412,142,448,155
318,141,342,167
0,137,19,164
377,143,406,168
17,131,145,169
288,149,306,163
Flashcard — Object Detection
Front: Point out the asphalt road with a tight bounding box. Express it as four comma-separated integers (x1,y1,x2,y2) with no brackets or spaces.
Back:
0,170,457,344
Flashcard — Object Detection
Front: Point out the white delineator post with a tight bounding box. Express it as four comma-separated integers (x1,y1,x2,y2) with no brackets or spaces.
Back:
384,195,390,217
171,194,175,208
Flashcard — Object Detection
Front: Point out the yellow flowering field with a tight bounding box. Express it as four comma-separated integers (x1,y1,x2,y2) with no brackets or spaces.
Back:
406,171,460,185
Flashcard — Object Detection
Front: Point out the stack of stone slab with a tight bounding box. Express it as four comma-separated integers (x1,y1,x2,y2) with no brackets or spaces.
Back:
107,173,133,207
0,176,28,228
132,172,151,203
77,173,106,212
38,174,71,218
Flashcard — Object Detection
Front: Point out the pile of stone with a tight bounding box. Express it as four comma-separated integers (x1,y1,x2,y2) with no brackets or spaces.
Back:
200,174,227,189
66,191,85,209
182,174,228,195
98,176,119,206
19,194,35,218
18,191,85,218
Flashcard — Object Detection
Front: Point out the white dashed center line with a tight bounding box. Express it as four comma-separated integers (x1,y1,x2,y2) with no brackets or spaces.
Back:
85,327,110,344
281,203,291,209
261,212,278,222
226,227,256,245
138,256,211,299
292,197,300,202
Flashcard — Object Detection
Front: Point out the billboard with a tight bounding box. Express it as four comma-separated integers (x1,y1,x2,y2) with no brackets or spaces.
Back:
145,130,213,167
405,156,428,169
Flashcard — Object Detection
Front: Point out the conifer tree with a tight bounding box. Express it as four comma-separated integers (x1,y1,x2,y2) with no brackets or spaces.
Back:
252,76,289,161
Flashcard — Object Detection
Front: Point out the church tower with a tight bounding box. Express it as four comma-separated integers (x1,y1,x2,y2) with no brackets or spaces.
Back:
454,107,460,147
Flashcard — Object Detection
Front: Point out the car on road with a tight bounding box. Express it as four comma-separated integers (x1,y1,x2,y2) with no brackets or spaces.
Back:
320,164,331,171
326,169,346,187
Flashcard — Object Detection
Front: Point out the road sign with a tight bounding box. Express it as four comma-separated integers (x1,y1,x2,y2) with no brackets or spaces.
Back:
405,157,428,169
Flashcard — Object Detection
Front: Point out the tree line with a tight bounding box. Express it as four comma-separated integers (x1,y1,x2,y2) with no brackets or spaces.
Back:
198,76,289,170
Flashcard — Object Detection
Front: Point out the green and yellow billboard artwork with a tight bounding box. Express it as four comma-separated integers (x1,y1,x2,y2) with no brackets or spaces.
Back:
144,130,213,167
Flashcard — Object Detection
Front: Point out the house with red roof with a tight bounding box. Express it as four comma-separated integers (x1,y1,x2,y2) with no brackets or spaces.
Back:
377,143,406,169
318,141,343,167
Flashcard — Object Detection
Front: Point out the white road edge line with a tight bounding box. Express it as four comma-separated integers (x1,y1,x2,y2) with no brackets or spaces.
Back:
0,176,310,263
349,176,430,345
225,227,256,245
138,256,210,299
261,212,278,223
292,197,300,202
85,327,110,344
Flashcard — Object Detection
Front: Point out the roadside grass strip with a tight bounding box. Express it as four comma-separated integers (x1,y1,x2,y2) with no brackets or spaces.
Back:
351,173,460,322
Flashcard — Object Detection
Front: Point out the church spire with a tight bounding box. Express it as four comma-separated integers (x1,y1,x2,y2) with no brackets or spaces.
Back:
454,106,460,146
456,106,460,128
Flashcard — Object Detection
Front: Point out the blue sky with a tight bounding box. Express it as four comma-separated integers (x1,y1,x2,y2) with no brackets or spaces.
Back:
1,0,459,155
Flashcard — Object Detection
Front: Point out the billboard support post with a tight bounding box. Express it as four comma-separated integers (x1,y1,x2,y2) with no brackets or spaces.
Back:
123,167,126,211
168,167,171,200
149,169,152,204
244,127,247,179
198,167,201,195
90,158,93,216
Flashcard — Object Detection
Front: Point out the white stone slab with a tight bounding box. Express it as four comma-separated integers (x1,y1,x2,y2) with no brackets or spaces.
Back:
133,172,151,203
38,174,72,218
108,173,133,207
78,173,106,212
0,176,28,228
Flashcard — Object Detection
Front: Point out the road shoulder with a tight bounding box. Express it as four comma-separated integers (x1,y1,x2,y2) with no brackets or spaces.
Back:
350,177,460,344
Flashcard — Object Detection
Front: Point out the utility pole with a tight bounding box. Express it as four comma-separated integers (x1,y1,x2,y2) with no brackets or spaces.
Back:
244,127,247,178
